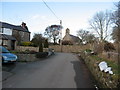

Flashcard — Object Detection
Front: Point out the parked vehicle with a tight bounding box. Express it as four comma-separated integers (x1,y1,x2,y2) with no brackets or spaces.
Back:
0,46,18,63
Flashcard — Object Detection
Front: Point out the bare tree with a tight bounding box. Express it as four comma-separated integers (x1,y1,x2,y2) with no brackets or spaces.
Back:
111,26,119,43
112,1,120,27
111,2,120,43
77,29,89,43
77,29,95,44
89,11,112,42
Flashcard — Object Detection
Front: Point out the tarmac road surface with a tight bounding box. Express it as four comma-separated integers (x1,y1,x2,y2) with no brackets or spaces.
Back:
2,53,96,88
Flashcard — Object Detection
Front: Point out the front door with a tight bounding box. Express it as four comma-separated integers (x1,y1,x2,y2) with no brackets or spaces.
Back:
11,40,15,50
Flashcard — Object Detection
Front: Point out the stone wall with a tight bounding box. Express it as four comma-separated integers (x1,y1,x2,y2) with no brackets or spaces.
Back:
16,46,39,52
49,45,91,53
80,53,118,88
16,45,91,53
16,54,39,62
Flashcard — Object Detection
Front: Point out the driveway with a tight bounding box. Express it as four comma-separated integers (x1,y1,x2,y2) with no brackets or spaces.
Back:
2,53,96,88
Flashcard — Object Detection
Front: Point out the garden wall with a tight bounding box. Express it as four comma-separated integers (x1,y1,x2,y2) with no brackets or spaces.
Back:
16,54,39,62
49,44,91,53
16,46,39,52
16,44,91,53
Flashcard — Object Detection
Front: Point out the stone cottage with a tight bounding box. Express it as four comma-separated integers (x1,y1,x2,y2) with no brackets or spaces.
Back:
62,28,81,45
0,21,30,50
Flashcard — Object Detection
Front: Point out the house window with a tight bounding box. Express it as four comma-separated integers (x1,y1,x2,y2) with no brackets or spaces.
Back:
3,40,8,46
0,28,3,34
3,28,12,35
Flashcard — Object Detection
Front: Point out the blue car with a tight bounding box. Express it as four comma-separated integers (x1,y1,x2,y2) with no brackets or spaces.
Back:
0,46,18,63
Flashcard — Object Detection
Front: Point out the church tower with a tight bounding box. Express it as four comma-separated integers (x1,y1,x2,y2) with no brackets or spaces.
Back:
66,28,70,35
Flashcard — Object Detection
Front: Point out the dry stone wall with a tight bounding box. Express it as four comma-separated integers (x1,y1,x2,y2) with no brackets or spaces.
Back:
16,45,91,53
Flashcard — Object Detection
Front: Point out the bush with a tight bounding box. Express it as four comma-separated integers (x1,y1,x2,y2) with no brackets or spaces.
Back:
44,39,49,48
35,52,48,58
85,49,92,53
39,43,43,52
31,43,38,47
20,42,32,46
104,42,115,52
20,42,38,47
93,42,104,54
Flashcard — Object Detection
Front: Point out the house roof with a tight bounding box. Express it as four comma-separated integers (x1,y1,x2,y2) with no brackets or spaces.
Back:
0,34,16,40
0,21,30,33
69,34,81,42
63,34,82,44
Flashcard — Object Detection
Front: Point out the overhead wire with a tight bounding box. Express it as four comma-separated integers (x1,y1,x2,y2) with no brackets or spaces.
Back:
42,0,60,21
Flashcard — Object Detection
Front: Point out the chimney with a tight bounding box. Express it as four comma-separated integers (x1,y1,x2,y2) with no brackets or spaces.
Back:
21,22,28,30
66,28,70,35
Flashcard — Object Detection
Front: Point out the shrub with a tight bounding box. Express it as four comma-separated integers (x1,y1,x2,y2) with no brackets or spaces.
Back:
30,43,38,47
104,42,115,52
20,42,32,46
93,42,104,54
35,52,48,58
44,39,49,48
39,43,43,52
85,49,92,53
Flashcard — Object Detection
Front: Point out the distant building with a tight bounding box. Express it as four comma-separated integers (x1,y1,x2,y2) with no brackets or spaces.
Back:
62,28,81,45
0,21,30,50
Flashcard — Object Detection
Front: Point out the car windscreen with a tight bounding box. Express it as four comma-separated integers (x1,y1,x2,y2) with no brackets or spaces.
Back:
0,46,10,53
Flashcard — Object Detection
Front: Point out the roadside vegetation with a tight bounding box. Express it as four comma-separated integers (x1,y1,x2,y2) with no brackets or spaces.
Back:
79,48,119,88
77,2,120,88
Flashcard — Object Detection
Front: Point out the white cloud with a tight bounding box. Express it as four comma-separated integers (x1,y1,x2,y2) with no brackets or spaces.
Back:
31,14,40,19
30,14,47,21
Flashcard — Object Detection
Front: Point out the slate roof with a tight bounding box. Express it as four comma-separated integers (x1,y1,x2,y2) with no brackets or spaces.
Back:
69,34,81,42
0,21,30,33
0,34,16,40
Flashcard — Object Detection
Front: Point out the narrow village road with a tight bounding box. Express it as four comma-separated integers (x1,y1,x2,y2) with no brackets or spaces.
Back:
3,53,95,88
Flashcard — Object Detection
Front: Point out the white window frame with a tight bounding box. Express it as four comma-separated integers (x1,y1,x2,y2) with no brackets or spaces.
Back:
2,28,12,35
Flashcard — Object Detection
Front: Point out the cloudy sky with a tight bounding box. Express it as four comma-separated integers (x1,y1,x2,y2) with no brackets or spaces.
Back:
0,0,119,40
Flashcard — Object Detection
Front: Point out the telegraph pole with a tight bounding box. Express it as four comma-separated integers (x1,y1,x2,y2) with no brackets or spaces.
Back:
60,20,62,52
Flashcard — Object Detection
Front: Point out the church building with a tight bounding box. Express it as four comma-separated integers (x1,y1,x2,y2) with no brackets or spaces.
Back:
62,28,81,45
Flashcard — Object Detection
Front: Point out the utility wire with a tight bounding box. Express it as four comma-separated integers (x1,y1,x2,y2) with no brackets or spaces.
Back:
42,0,60,20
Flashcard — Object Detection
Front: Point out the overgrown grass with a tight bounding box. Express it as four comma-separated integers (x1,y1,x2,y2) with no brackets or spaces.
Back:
90,55,120,75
